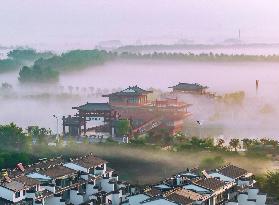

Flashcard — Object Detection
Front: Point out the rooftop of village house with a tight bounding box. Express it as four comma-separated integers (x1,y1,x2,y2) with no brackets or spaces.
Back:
13,175,40,187
164,189,199,205
9,157,65,178
193,177,226,192
217,164,249,180
164,188,206,202
38,165,77,179
69,154,108,169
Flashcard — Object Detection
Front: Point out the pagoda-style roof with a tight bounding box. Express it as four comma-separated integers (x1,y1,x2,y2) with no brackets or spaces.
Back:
73,103,112,112
169,83,208,91
103,86,152,97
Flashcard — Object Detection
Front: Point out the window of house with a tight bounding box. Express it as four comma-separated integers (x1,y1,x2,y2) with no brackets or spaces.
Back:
15,191,21,198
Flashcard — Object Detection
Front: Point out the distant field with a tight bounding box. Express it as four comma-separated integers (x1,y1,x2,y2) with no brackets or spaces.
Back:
33,143,272,185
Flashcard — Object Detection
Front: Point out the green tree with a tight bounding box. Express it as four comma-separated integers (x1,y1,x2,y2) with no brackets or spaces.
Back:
0,123,31,151
242,138,253,150
115,120,131,137
30,127,49,144
229,138,240,151
257,171,279,200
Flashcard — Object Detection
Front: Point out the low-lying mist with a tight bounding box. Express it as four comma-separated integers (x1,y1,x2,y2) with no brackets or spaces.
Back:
1,59,279,139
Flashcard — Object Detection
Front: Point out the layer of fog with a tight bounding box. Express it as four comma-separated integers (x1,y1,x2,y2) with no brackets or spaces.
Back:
1,60,279,139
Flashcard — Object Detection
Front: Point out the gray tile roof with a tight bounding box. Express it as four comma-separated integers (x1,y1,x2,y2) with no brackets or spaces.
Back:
170,83,208,91
218,164,248,179
73,103,112,112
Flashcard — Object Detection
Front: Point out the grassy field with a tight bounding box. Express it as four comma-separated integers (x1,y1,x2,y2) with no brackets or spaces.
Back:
32,143,272,185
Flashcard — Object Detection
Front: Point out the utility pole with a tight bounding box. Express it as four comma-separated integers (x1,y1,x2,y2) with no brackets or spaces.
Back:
53,115,59,142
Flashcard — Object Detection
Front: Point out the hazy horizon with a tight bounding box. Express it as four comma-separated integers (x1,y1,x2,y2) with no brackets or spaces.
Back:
1,0,279,49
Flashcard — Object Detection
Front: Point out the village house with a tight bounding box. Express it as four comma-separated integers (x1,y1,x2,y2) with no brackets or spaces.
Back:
123,164,267,205
0,153,132,205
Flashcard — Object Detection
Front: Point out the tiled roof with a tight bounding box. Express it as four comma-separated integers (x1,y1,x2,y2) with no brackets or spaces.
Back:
14,175,40,187
9,157,64,178
73,103,112,112
218,164,248,179
165,192,194,205
165,188,206,204
103,86,152,97
72,154,107,169
39,165,76,179
145,188,163,197
166,188,205,201
1,180,25,192
193,178,226,191
170,83,208,91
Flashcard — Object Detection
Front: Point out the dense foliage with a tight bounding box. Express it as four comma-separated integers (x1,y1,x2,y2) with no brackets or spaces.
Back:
0,123,31,151
7,49,53,62
256,171,279,200
119,52,279,62
18,65,59,82
33,49,114,71
114,119,131,137
0,151,33,170
0,59,21,73
0,49,54,73
17,50,114,82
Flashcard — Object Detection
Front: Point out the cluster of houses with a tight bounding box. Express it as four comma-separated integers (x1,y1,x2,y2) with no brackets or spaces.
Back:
124,164,267,205
0,154,268,205
0,154,134,205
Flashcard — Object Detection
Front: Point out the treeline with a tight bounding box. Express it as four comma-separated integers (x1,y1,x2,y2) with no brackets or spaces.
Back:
0,49,54,73
18,50,115,82
33,49,114,71
0,123,53,169
0,123,32,151
18,65,59,83
0,59,21,73
0,151,34,170
119,51,279,62
7,49,53,62
16,49,279,83
115,43,279,53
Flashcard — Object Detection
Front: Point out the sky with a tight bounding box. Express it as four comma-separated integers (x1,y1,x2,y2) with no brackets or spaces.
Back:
1,0,279,47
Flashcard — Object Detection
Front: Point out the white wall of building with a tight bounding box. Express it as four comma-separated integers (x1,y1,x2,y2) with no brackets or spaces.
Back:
0,187,24,203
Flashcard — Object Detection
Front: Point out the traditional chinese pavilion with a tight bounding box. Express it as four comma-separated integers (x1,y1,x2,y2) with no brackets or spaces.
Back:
102,85,152,106
169,82,208,94
62,103,116,136
63,86,192,137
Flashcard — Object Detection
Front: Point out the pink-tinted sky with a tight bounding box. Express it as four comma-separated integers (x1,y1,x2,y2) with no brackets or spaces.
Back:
1,0,279,46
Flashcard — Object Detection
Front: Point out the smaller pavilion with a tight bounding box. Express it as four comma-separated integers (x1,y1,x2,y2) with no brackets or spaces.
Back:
169,83,208,94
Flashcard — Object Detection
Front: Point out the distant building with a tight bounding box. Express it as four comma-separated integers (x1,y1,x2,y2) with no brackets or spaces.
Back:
169,83,209,95
63,85,191,137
